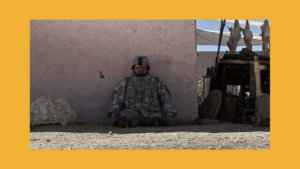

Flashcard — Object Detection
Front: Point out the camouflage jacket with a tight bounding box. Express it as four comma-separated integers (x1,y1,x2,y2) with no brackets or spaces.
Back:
108,74,177,118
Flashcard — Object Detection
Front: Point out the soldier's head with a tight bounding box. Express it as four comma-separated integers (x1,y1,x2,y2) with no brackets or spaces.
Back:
132,56,150,76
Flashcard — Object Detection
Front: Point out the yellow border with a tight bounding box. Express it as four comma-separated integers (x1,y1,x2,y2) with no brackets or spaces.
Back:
1,0,298,168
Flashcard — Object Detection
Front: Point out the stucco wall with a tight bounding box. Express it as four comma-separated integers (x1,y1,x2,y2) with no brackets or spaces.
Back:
30,20,197,124
197,52,225,79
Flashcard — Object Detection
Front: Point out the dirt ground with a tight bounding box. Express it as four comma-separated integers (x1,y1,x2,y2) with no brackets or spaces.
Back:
30,123,270,150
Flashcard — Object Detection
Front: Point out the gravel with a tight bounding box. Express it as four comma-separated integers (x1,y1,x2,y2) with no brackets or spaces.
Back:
30,123,270,150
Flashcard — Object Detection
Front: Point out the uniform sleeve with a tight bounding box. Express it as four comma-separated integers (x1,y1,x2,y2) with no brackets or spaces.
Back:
107,79,127,115
157,77,177,116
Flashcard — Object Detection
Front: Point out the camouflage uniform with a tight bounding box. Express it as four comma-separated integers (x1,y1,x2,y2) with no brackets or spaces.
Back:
107,57,177,126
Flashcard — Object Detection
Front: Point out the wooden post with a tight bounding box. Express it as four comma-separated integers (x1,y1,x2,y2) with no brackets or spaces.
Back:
249,63,256,98
254,55,262,97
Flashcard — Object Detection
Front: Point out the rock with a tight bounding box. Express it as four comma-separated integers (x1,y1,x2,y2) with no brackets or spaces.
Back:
255,94,270,126
30,95,77,126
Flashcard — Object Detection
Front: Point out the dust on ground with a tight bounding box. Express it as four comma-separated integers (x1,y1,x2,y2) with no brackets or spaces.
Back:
30,123,270,150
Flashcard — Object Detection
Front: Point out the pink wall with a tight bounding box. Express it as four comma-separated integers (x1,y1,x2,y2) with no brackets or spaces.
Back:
30,20,198,124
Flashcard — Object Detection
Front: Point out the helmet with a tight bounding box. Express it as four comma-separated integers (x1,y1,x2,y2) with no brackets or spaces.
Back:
132,56,150,67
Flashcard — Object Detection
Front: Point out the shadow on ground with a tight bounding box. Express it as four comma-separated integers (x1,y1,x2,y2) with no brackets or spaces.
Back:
30,123,270,134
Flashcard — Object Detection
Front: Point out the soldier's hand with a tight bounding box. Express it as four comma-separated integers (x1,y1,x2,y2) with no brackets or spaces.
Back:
107,111,119,118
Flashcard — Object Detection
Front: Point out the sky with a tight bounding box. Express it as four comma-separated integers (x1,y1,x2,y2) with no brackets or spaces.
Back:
196,20,265,52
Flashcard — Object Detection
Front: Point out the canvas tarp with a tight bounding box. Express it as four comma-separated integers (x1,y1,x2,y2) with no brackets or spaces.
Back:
196,29,263,46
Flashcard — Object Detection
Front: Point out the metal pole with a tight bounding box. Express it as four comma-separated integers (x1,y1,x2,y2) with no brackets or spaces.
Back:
215,19,226,66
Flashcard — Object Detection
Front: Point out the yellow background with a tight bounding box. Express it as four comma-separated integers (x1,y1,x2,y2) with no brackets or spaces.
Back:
0,0,299,168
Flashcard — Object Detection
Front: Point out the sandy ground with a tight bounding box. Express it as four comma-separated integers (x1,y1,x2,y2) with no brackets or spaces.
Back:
30,123,270,150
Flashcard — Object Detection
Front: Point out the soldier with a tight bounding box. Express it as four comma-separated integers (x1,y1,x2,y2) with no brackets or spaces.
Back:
107,56,177,128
